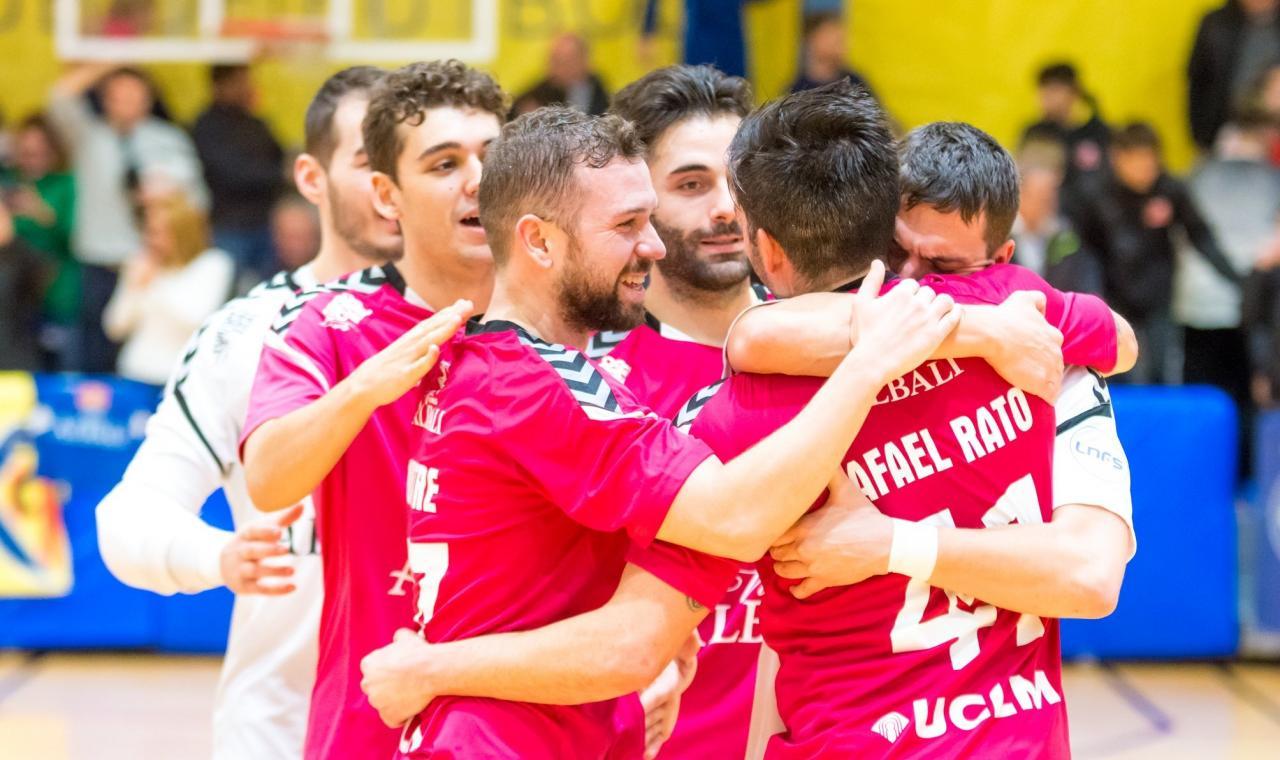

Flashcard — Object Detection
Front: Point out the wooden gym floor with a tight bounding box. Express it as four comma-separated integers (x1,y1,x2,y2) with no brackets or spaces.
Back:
0,653,1278,759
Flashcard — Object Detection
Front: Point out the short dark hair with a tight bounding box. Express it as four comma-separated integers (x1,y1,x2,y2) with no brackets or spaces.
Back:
1112,121,1161,152
802,10,842,39
480,106,644,265
363,60,509,180
210,64,248,87
900,122,1020,255
728,79,898,285
610,64,752,152
303,66,384,166
18,113,70,173
1037,62,1079,89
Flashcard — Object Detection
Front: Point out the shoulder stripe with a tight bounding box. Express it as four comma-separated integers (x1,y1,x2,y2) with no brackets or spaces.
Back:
675,380,724,432
586,330,632,360
519,335,620,412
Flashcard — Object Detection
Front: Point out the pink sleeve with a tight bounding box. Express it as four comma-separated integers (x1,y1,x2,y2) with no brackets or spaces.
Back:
504,366,715,547
1054,292,1118,373
626,540,739,610
239,294,341,455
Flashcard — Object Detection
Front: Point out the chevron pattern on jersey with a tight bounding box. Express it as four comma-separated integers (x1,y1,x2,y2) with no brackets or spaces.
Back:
675,380,724,432
519,337,621,412
585,329,632,360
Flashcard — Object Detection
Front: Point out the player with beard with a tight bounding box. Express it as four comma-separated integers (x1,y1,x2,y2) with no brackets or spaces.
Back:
377,106,959,759
238,60,502,760
95,68,402,760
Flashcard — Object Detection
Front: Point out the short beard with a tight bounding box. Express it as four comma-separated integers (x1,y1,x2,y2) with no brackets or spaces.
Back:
557,237,649,333
652,216,751,298
329,183,403,263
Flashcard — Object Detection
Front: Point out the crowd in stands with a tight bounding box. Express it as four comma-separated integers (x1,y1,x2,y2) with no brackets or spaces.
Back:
0,1,1277,459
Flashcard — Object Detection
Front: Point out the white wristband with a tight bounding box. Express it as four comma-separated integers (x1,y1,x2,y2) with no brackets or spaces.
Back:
888,519,939,580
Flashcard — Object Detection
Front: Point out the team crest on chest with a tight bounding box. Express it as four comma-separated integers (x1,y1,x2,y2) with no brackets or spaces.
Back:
598,355,632,383
321,293,372,331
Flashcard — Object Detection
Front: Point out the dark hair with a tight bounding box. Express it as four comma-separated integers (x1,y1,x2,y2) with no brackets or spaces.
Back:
610,64,752,150
1037,62,1079,89
17,113,70,173
1112,121,1161,152
728,79,898,285
1228,105,1276,133
479,106,644,265
210,64,248,87
363,60,509,180
802,10,842,39
303,66,384,167
900,122,1020,255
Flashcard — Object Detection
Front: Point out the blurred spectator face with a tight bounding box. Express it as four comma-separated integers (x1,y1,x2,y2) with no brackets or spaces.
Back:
1111,146,1160,194
142,204,177,264
216,67,256,110
548,34,589,88
272,202,320,270
101,71,153,131
647,115,751,294
379,106,501,269
324,96,403,260
1259,66,1280,116
809,18,846,66
1242,0,1279,18
13,125,58,179
894,204,1003,278
1037,81,1075,123
1018,168,1061,233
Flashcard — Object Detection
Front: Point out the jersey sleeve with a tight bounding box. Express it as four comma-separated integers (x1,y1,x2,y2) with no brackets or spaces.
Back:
500,349,715,547
240,290,341,453
626,539,739,610
1052,367,1136,558
1051,292,1118,373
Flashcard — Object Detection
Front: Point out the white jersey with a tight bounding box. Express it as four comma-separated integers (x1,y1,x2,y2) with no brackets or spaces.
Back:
96,266,322,760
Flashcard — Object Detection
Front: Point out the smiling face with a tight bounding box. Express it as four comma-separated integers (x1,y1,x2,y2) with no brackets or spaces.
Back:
646,114,751,298
553,157,667,332
383,106,502,272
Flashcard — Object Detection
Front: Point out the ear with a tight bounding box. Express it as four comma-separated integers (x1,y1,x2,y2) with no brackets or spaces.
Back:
992,238,1015,265
370,172,401,222
515,214,555,269
294,153,325,208
755,227,786,277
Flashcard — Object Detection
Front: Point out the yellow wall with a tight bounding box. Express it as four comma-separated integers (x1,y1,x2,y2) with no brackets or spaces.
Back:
0,0,1226,170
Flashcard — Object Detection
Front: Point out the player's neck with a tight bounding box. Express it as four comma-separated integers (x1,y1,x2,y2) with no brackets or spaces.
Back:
484,277,588,349
644,269,755,347
310,231,378,283
396,245,495,314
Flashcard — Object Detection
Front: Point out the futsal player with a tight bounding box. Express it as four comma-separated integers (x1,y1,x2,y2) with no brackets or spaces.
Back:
238,60,503,760
94,67,401,759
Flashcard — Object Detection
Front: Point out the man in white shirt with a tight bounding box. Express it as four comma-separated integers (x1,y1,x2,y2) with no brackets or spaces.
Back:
95,66,402,760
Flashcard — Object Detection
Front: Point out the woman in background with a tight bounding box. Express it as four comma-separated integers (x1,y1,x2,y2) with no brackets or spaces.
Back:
104,192,233,384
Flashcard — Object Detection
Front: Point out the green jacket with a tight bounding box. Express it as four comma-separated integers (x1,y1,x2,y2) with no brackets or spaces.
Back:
3,170,78,325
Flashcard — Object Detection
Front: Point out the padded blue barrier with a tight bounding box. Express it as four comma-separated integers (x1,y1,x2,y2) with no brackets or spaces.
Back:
1249,410,1280,637
1061,385,1239,659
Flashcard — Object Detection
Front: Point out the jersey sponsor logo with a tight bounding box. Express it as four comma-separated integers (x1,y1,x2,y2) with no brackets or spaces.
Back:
1067,421,1127,481
320,293,373,332
871,669,1062,743
413,361,449,434
598,355,632,383
874,359,965,406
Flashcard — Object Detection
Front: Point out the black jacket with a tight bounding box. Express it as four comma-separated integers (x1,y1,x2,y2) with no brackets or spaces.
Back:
1072,173,1241,320
1021,113,1111,193
0,235,49,371
1244,266,1280,389
511,75,610,118
192,103,285,230
1188,1,1280,149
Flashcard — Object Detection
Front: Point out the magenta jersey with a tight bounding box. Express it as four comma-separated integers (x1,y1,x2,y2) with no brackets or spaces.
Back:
590,315,763,760
399,320,729,760
681,268,1115,759
241,265,429,760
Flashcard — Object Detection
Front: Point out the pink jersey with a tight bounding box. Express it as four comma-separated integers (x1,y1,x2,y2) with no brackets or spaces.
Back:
682,268,1114,759
241,265,428,760
399,320,731,760
590,316,763,760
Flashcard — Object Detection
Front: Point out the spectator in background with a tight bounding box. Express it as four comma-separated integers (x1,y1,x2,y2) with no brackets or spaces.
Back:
269,193,320,271
643,0,749,79
1,115,77,369
1244,230,1280,407
1239,60,1280,165
511,34,609,117
1021,63,1110,200
0,196,49,371
1178,110,1280,405
788,11,876,101
193,64,284,286
1189,0,1280,152
1011,135,1103,294
1075,122,1241,384
103,193,232,385
47,62,208,373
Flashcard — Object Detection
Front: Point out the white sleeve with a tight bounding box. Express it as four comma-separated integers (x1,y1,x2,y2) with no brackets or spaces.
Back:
96,300,260,595
744,643,784,760
1052,366,1137,558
